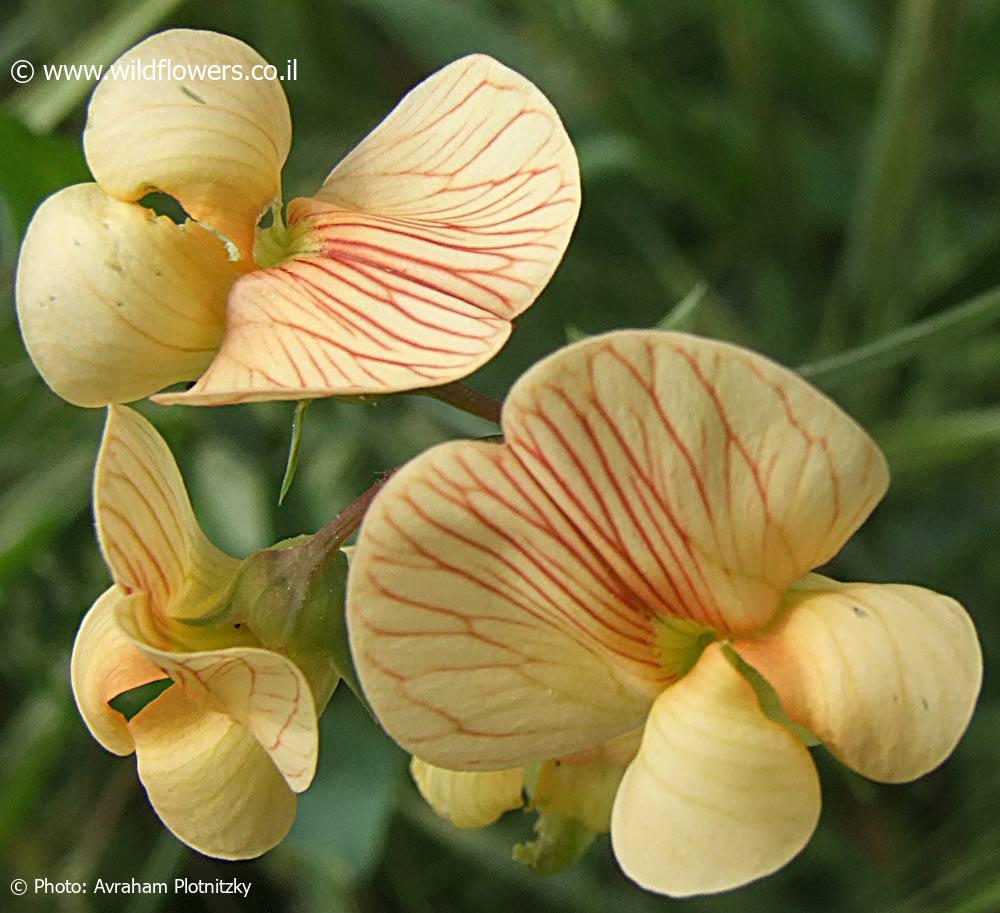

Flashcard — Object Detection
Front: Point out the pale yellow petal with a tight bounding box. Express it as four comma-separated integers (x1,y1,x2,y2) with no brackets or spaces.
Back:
15,184,238,407
348,438,663,772
611,644,821,897
70,586,166,755
117,603,318,793
735,574,982,783
501,331,889,633
130,686,296,859
84,29,291,258
94,406,238,630
411,757,523,828
159,54,579,405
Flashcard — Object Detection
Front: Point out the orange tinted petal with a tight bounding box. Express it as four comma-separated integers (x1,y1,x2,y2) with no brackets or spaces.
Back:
349,330,887,768
159,54,579,404
70,587,166,755
94,406,238,629
349,443,661,771
502,332,888,633
735,574,982,783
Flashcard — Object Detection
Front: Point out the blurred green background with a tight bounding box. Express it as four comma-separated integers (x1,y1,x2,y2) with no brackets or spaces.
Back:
2,0,1000,911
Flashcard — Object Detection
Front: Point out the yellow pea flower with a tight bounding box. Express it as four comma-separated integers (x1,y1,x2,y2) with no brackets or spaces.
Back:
346,330,982,896
16,29,580,408
71,405,324,858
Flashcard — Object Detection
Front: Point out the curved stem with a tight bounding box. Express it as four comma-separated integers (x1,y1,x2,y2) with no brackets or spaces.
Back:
310,429,506,552
312,471,396,551
417,381,503,424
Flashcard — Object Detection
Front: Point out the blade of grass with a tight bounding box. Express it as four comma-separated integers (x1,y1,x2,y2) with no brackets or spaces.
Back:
825,0,961,345
9,0,187,133
656,283,708,332
799,281,1000,389
874,408,1000,473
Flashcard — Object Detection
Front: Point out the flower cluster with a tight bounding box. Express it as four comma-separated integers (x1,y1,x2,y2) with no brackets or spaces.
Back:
15,27,982,898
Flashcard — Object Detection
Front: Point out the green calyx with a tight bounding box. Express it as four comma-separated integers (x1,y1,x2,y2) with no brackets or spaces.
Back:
252,204,317,269
513,810,596,877
206,532,362,713
513,758,627,876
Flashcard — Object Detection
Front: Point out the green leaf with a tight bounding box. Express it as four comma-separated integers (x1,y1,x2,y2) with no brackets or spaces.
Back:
279,400,311,505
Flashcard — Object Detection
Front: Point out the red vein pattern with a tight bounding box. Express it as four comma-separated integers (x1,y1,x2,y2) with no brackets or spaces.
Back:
92,406,319,791
347,331,890,769
122,637,319,792
94,406,238,635
163,55,580,405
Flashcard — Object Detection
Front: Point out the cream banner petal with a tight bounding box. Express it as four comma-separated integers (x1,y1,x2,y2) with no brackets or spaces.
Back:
159,54,579,404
